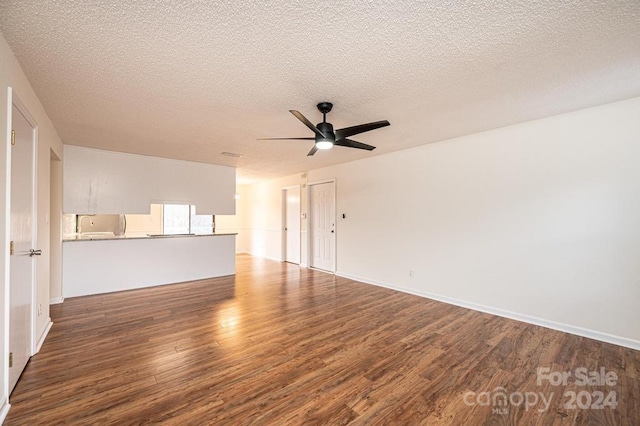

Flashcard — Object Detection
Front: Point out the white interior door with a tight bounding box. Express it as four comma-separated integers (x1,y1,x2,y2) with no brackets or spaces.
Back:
9,103,36,393
309,182,335,272
284,187,301,264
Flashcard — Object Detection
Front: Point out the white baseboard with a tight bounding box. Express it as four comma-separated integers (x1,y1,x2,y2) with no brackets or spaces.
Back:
50,296,64,304
335,271,640,351
0,397,10,425
263,255,283,262
35,318,53,354
247,253,282,262
309,266,335,275
247,252,311,267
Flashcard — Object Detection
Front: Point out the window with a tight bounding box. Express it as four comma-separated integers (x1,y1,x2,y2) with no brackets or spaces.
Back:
190,205,215,234
162,204,214,234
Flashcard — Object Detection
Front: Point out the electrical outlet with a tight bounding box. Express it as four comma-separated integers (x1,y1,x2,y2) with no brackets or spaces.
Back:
409,270,414,278
38,303,42,316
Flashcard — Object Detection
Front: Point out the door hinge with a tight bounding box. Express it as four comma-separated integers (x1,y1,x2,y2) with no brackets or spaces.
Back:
9,352,12,368
10,241,14,255
11,130,15,146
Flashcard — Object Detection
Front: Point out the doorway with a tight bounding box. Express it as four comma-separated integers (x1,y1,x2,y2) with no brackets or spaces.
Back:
8,99,38,393
308,180,335,272
282,186,301,264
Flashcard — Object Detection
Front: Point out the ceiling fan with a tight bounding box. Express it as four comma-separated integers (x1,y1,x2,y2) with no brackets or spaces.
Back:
259,102,390,156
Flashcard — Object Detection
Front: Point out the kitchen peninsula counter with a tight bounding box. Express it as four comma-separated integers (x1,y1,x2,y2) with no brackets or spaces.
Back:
63,232,237,242
62,232,236,298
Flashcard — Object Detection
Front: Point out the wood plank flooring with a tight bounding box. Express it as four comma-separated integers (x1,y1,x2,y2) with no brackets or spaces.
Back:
6,254,640,425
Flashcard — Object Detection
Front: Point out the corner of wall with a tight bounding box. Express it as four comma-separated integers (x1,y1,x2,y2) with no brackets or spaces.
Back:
0,396,11,424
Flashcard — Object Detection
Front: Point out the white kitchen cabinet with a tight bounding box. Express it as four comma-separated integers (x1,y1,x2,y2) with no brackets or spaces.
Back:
63,146,235,214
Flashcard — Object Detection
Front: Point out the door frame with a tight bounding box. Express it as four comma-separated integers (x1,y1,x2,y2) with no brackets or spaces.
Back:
4,88,39,398
281,184,301,264
306,179,336,273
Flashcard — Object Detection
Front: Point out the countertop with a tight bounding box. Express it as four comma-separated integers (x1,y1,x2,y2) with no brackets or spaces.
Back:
63,232,237,242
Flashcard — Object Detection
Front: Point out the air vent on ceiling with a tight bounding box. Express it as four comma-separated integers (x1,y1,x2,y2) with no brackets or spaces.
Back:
221,152,243,158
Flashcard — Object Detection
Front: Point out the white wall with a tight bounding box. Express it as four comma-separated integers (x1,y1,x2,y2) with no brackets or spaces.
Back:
215,185,250,254
63,146,236,215
49,153,63,303
0,30,64,419
245,97,640,349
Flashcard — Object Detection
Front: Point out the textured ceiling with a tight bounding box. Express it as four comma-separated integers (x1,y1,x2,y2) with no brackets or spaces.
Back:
1,1,639,183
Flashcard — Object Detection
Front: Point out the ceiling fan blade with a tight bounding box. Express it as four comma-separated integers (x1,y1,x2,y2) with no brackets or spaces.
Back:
307,145,318,156
334,138,376,151
257,137,315,140
290,110,326,138
335,120,390,140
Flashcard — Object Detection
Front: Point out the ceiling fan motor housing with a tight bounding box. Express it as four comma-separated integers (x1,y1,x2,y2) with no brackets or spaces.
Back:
316,122,335,142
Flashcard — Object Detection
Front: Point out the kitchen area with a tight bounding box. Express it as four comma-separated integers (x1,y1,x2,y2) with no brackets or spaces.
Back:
61,146,237,298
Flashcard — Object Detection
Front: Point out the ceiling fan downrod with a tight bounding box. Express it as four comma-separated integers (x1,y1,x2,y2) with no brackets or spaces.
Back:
317,102,333,124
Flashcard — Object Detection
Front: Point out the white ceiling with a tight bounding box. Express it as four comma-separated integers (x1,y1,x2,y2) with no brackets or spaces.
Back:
1,1,639,183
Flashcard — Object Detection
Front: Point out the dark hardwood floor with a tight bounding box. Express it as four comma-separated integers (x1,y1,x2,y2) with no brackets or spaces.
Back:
6,254,640,425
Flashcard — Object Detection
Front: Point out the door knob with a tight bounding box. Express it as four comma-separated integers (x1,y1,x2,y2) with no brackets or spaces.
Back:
29,249,42,257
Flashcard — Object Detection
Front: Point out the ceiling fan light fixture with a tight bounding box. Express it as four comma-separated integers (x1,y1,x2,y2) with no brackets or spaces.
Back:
316,139,334,150
259,101,389,156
